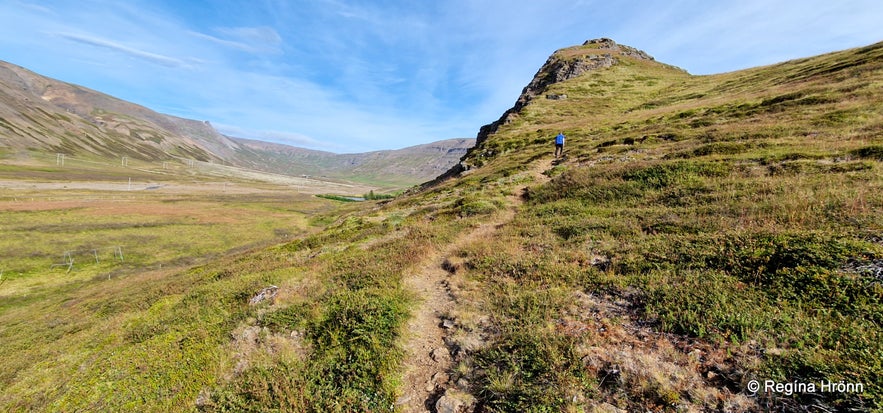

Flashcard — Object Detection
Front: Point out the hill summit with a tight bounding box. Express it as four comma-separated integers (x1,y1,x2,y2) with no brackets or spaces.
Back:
478,38,669,144
436,38,683,182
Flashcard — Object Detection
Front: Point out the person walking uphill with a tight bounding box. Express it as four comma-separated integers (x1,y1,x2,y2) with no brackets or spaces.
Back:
555,132,566,159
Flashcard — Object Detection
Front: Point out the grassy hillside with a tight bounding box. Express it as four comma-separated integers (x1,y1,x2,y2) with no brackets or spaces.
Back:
1,39,881,412
0,61,233,163
443,39,883,412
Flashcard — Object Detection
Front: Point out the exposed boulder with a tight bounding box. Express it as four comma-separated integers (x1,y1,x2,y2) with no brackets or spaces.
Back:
248,285,279,305
435,389,476,413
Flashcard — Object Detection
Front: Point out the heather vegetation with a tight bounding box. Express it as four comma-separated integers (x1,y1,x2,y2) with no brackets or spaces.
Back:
1,40,881,412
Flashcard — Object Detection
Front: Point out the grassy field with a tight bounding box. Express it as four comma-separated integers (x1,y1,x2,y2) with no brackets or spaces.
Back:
0,192,323,292
0,154,370,412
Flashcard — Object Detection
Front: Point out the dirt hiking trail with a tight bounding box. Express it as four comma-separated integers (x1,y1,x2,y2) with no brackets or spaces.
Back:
396,158,553,412
395,154,755,412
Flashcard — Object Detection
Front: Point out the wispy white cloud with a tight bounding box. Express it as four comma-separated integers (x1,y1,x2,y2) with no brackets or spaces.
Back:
189,31,255,53
54,32,197,68
190,26,283,54
214,123,343,151
16,0,54,15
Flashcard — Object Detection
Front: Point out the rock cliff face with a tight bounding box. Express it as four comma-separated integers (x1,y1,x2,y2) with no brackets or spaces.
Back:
428,39,659,185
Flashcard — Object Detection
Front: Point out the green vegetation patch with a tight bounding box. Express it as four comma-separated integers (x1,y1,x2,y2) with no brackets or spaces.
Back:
475,329,593,412
454,196,500,217
304,288,410,411
316,194,361,202
620,161,730,189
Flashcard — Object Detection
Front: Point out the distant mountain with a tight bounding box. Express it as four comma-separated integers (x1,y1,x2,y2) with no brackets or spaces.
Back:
231,137,473,187
0,60,473,188
0,60,236,163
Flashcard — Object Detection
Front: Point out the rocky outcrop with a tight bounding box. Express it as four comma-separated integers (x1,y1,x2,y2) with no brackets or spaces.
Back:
423,39,656,189
435,389,476,413
583,37,655,61
473,39,654,149
248,285,279,305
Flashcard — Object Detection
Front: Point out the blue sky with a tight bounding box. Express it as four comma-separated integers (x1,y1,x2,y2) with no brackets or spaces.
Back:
1,1,881,153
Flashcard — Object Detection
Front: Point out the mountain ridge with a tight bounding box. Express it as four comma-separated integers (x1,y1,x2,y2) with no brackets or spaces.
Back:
0,60,472,188
0,59,241,162
231,136,473,187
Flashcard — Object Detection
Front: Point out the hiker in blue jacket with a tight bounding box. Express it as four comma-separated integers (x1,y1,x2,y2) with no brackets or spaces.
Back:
555,132,566,159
